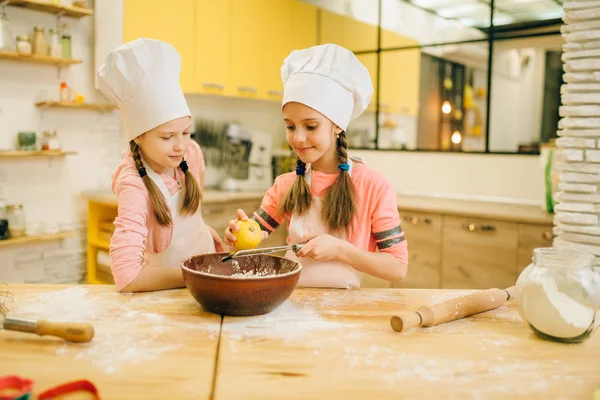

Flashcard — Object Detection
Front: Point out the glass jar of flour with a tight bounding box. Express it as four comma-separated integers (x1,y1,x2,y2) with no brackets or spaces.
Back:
516,248,600,343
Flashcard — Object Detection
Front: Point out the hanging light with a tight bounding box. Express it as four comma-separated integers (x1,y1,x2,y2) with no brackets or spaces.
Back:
442,101,452,114
451,130,462,144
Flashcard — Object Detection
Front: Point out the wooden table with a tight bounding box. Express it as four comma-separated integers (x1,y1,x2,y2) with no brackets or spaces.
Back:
1,285,599,399
0,285,221,399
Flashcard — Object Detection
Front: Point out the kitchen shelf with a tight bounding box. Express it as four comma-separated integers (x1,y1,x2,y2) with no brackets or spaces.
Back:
35,101,116,112
2,0,93,18
0,150,77,157
0,230,76,247
0,50,82,66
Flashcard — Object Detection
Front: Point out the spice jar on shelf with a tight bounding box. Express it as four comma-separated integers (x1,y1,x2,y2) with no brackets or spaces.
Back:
48,28,61,58
41,130,61,151
60,23,71,59
16,35,31,55
32,26,47,56
59,81,71,103
6,204,26,238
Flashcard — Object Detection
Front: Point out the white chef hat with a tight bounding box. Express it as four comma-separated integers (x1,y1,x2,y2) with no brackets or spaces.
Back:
280,43,373,131
97,38,191,141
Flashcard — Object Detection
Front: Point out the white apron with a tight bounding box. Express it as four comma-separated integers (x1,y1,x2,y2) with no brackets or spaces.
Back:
284,158,362,289
143,159,215,269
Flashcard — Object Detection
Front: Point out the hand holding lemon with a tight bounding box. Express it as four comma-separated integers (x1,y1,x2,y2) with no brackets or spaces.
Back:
224,209,267,251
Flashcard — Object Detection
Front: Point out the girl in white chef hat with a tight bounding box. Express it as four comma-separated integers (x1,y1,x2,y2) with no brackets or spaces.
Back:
225,44,408,289
98,38,223,293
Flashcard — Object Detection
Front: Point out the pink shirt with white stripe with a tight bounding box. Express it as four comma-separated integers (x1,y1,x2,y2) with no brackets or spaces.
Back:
109,141,205,290
252,163,408,265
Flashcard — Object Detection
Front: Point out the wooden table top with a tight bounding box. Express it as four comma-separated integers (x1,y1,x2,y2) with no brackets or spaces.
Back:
1,285,598,400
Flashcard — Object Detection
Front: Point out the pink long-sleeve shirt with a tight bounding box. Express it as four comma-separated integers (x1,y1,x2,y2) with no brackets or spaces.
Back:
252,162,408,266
109,141,205,290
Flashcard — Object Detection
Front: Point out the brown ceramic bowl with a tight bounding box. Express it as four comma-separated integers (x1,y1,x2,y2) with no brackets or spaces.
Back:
181,253,302,316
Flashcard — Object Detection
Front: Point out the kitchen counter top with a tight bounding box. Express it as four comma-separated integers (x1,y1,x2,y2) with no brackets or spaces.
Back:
85,190,554,225
83,189,266,207
397,194,554,225
1,284,597,399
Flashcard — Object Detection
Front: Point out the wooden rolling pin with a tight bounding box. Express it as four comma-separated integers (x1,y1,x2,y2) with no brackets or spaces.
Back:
390,286,516,333
2,317,95,343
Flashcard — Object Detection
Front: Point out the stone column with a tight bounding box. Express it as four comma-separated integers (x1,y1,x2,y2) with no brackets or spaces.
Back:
554,1,600,262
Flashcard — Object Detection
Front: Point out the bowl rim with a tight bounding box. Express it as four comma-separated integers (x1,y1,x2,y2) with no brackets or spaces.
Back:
180,254,303,280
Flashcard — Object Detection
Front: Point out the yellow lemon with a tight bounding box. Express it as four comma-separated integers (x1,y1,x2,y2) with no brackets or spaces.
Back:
234,219,262,250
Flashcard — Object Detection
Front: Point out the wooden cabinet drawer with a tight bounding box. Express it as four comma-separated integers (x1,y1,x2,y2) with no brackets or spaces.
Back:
201,200,260,233
517,224,553,274
202,200,288,248
392,211,442,289
441,216,518,289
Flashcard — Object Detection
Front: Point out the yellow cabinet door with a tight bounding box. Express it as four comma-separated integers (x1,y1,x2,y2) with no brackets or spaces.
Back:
230,0,264,98
195,0,231,95
289,0,317,50
260,0,292,101
380,48,421,116
344,16,378,53
357,53,378,112
318,9,346,47
123,0,196,93
261,0,318,102
379,30,420,115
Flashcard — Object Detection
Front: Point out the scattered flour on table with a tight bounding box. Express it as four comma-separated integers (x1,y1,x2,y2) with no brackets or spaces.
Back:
223,301,358,341
7,287,218,373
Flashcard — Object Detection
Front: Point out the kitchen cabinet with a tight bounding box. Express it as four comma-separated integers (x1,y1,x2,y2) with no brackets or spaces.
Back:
318,9,347,48
123,0,196,93
121,0,318,100
194,0,232,95
392,212,443,289
357,53,378,112
441,216,518,289
361,197,553,289
380,49,421,116
229,0,264,99
517,223,553,274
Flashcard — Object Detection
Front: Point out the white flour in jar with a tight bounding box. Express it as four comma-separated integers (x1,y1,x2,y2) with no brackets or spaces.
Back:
520,275,595,339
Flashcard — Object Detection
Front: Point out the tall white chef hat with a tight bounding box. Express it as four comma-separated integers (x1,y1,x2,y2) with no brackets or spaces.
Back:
280,43,373,131
97,38,191,141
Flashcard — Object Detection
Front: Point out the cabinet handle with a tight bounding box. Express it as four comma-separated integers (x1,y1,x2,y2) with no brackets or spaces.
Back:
268,90,283,96
238,86,257,93
203,82,224,90
542,231,553,241
403,216,432,225
203,207,225,215
462,223,496,232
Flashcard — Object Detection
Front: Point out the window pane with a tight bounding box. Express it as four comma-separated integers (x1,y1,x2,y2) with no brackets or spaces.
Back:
377,42,490,152
488,35,563,153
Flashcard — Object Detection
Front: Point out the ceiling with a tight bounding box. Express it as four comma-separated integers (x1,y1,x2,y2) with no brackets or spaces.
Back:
404,0,563,28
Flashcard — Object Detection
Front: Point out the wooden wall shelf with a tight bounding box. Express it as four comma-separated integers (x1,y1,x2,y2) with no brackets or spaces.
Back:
0,230,76,247
0,150,77,157
2,0,93,18
0,50,82,66
36,101,116,112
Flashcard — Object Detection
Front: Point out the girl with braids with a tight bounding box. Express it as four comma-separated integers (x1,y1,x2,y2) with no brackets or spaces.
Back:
98,39,222,292
225,44,408,289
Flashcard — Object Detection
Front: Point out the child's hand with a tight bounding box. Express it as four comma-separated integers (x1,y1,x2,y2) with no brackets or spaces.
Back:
224,209,249,249
296,233,347,261
224,209,269,250
207,226,224,252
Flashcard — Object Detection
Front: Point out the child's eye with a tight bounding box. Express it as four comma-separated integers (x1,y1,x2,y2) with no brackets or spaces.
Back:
183,131,190,136
162,136,172,140
286,126,295,131
306,125,317,131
